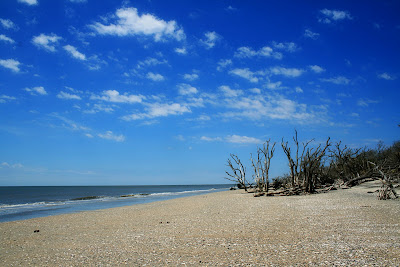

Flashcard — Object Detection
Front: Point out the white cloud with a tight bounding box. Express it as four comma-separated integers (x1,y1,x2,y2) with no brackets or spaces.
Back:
146,72,165,81
84,104,114,114
200,136,222,142
0,34,15,44
234,46,282,59
18,0,38,5
0,95,17,103
219,85,243,97
309,65,325,73
183,73,199,81
0,59,21,72
137,57,168,68
200,31,221,49
321,76,350,85
270,67,304,78
51,113,91,133
57,91,81,100
178,83,198,95
0,19,17,30
25,86,47,95
32,33,62,52
1,162,24,168
226,135,262,144
217,59,232,71
175,47,187,55
319,9,352,24
229,68,259,83
357,98,379,107
98,131,125,142
304,29,319,39
91,90,144,103
90,7,185,41
200,135,262,144
249,88,261,94
272,42,299,52
295,87,303,93
219,92,322,123
266,81,283,90
378,72,396,80
122,103,190,121
63,45,86,60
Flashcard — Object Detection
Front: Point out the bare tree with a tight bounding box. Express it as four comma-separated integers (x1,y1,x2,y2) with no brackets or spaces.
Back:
226,154,249,191
302,138,331,193
369,161,398,200
251,139,276,193
281,130,313,187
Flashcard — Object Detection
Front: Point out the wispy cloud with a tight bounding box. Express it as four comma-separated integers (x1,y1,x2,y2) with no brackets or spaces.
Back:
137,57,168,69
25,86,47,95
200,31,221,49
357,98,379,107
178,83,198,95
63,45,86,60
32,33,62,52
91,90,144,103
234,46,282,59
304,29,319,39
272,42,299,52
0,18,18,30
0,95,17,103
18,0,38,5
183,73,199,81
270,67,304,78
321,76,350,85
0,59,21,72
217,59,232,71
98,131,125,142
122,103,191,121
175,47,187,55
146,72,165,81
200,135,262,144
229,68,259,83
378,72,396,80
219,85,243,97
57,91,82,100
309,65,325,73
319,9,352,24
90,7,185,41
0,34,15,44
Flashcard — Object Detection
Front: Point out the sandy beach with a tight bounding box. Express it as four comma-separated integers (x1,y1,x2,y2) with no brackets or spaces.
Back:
1,181,399,266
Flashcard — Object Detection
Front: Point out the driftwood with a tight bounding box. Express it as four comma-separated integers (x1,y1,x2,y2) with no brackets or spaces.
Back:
345,176,380,187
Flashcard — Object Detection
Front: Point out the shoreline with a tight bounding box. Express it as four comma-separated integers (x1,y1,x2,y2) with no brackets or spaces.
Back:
1,181,399,265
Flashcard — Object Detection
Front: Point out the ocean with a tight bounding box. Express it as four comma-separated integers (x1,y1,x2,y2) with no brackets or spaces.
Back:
0,184,232,223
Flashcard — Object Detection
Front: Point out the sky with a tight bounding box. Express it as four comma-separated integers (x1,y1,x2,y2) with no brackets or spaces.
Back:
0,0,399,186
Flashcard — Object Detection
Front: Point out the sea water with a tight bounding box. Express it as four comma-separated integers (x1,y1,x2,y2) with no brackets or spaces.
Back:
0,184,232,222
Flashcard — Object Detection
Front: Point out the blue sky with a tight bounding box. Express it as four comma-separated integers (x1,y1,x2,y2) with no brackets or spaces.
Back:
0,0,399,186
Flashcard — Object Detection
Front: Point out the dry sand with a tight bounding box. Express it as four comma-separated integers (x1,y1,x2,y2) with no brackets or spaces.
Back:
1,181,399,266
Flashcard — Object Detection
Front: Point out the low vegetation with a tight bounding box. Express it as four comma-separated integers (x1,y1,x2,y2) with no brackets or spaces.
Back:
226,130,399,200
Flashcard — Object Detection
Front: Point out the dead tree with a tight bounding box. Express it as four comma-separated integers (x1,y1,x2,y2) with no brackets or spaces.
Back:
369,161,398,200
251,140,276,193
302,138,331,193
226,154,249,191
328,141,364,181
259,140,276,192
281,130,313,187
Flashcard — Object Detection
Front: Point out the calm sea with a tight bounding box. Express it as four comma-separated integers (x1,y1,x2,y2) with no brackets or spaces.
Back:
0,184,232,223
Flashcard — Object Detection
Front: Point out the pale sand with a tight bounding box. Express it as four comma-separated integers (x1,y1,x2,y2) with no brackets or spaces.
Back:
1,181,399,266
